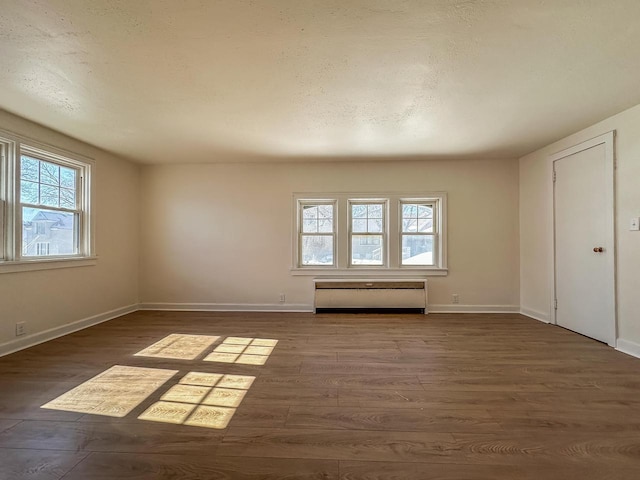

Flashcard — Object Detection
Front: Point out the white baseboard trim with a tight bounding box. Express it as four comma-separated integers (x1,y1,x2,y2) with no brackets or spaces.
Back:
0,304,138,358
616,338,640,359
140,303,522,314
519,307,550,323
427,305,520,314
138,302,314,313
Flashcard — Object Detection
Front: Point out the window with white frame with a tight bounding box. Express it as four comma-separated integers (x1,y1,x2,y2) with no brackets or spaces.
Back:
0,131,94,270
293,193,447,274
298,201,336,266
400,201,435,266
0,142,6,262
350,201,386,266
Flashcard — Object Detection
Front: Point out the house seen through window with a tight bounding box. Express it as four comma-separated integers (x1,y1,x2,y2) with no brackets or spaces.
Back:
20,155,80,257
0,131,93,269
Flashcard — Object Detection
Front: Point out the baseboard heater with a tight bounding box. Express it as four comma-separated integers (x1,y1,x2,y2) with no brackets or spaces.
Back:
313,278,428,314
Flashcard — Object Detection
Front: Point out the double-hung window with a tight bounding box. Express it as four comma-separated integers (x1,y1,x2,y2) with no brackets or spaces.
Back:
349,201,386,266
0,130,94,272
293,192,447,275
20,152,83,257
400,201,436,266
298,201,336,266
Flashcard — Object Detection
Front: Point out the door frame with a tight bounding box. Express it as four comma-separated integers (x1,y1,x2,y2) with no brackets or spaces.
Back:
548,131,617,346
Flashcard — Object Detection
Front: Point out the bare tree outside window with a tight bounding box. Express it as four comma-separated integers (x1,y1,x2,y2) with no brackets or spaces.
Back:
20,155,79,257
351,202,384,265
401,203,435,265
300,203,335,266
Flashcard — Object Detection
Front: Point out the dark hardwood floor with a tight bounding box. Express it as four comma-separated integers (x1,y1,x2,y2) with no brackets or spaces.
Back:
1,311,640,479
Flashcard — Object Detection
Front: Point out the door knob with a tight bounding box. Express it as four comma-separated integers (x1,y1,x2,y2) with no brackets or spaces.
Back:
593,247,604,253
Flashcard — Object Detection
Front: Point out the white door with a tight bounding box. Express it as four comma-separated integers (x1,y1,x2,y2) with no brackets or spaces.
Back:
553,134,615,345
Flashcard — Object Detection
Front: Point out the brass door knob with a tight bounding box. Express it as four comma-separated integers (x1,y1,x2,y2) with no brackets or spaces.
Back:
593,247,604,253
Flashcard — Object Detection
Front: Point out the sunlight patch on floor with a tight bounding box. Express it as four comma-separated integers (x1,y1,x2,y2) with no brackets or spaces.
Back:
41,365,178,417
139,372,255,429
134,334,220,360
203,337,278,365
41,333,274,429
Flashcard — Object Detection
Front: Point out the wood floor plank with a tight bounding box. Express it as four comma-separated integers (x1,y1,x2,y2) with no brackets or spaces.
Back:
228,405,290,428
0,380,86,421
0,420,223,454
255,373,424,390
488,407,640,432
243,385,339,406
451,431,640,466
338,388,520,409
418,378,554,392
339,460,640,480
0,418,20,432
217,427,456,462
0,448,88,480
300,361,441,375
63,452,339,479
286,406,502,433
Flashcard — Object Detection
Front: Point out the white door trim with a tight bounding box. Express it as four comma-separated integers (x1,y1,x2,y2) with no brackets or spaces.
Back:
548,131,617,346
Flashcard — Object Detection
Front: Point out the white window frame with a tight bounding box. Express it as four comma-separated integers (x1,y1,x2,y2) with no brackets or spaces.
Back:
297,199,337,267
292,192,447,276
0,129,96,274
348,199,388,268
399,199,438,267
0,141,7,262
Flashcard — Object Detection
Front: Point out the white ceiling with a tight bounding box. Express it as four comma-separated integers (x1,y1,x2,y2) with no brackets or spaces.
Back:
1,1,639,164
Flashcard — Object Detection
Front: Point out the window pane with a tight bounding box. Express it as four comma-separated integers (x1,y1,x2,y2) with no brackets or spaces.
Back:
402,204,416,218
317,204,333,219
21,156,39,181
302,218,317,233
60,167,76,189
368,204,382,218
351,204,366,218
368,218,383,233
418,205,432,218
351,235,383,265
301,235,333,265
21,180,39,204
60,188,76,209
22,208,77,256
402,218,416,232
401,235,434,265
40,161,60,186
40,184,60,207
352,219,367,233
302,206,318,219
418,218,433,232
403,203,433,233
318,219,333,233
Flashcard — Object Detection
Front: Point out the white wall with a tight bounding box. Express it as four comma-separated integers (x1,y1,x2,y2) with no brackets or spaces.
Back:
520,103,640,347
139,158,520,310
0,109,140,351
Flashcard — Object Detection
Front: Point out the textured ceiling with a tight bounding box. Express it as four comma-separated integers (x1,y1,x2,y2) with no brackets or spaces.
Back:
1,1,639,164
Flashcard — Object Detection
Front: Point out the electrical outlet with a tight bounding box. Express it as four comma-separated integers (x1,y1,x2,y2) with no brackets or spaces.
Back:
279,293,286,303
452,294,459,304
15,322,26,336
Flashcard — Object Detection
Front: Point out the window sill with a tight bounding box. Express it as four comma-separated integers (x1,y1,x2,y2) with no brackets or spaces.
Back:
0,256,98,274
290,267,448,277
